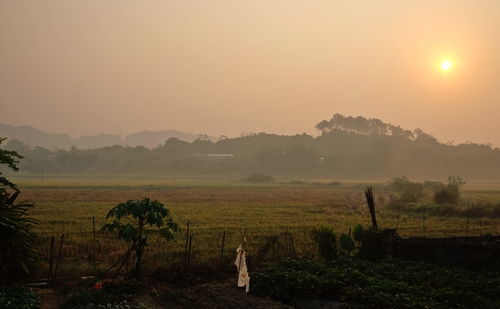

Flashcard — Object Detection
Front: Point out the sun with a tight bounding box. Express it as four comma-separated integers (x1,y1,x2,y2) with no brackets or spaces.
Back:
440,60,453,71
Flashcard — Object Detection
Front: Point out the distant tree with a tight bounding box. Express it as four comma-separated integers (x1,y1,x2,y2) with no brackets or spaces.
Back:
103,198,178,277
433,176,466,205
316,114,424,140
0,138,38,281
388,177,411,192
389,177,424,203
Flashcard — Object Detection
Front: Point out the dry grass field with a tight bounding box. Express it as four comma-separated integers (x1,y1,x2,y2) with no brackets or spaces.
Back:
14,177,500,278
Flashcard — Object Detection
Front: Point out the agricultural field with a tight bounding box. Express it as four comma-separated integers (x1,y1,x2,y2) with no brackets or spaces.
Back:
14,177,500,279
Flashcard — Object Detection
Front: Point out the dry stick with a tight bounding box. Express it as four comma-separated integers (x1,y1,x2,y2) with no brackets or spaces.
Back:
96,240,137,283
289,233,296,258
422,208,426,235
396,205,402,230
184,220,190,263
47,236,55,285
111,245,135,284
187,234,193,265
52,234,65,283
219,231,226,264
92,216,97,275
365,186,378,229
465,203,470,239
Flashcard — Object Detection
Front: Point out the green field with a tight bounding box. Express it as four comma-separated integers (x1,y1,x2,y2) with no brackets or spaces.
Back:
15,176,500,278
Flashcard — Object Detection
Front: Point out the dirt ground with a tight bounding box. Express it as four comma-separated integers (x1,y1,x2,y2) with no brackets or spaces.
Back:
35,278,292,309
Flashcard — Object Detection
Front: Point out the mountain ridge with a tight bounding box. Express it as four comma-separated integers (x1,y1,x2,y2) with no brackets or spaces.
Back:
0,122,203,149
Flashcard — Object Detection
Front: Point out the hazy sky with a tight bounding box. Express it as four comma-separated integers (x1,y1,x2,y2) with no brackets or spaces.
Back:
1,1,499,145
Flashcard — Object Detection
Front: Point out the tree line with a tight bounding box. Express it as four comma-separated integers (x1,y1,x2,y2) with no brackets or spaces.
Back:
4,114,500,179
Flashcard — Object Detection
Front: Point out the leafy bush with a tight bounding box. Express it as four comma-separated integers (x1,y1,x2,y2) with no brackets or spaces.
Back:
240,173,276,183
433,175,466,205
251,258,500,308
338,233,355,255
0,287,40,309
352,224,364,243
388,176,425,203
312,226,337,261
423,180,445,191
0,138,38,281
388,176,411,192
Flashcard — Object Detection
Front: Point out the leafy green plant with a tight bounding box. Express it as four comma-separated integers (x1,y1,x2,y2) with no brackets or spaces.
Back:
352,224,364,243
339,233,355,256
103,198,178,277
0,287,40,309
0,138,38,281
251,258,500,308
312,226,337,261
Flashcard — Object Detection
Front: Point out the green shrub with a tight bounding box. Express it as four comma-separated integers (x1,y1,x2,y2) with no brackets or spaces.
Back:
338,233,355,255
352,224,364,243
0,287,40,309
312,226,337,261
433,175,466,205
388,177,425,203
251,258,500,308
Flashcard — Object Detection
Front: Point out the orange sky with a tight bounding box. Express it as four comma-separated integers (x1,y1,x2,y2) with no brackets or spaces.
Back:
1,1,499,145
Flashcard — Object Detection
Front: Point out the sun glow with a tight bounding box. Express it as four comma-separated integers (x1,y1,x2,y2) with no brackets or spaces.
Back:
441,60,453,71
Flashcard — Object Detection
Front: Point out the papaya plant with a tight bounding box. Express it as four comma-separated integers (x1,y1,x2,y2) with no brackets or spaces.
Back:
103,198,178,277
339,224,364,256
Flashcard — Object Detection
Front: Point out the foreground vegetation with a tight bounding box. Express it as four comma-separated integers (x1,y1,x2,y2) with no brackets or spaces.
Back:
252,258,500,308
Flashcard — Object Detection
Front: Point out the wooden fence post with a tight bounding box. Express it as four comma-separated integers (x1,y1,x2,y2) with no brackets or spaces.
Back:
422,208,426,234
289,233,296,258
53,234,65,282
219,230,226,264
184,220,190,263
187,234,193,265
92,216,97,274
47,236,55,285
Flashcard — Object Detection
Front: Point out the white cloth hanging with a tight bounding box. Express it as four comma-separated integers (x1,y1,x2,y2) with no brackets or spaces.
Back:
234,243,250,293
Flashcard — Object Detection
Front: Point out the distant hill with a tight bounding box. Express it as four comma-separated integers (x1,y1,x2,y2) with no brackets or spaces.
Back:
124,130,202,148
4,114,500,180
0,122,201,149
0,123,74,149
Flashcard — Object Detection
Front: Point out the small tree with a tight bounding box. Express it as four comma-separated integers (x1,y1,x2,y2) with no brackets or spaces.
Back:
433,176,466,205
103,198,178,277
